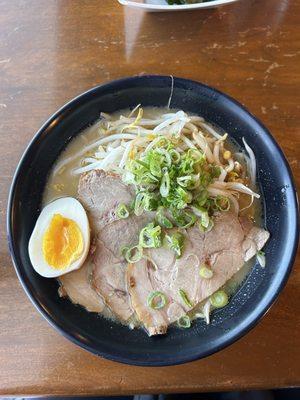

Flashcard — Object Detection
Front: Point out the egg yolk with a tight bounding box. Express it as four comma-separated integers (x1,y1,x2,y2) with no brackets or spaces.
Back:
42,214,84,270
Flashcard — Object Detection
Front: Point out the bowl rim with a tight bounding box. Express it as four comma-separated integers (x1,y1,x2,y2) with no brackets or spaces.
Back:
7,75,299,366
118,0,240,12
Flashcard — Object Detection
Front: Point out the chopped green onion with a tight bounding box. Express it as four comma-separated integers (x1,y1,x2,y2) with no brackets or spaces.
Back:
156,207,173,228
147,291,167,310
192,206,210,229
134,192,146,216
188,148,203,158
156,148,172,167
171,209,196,228
210,165,221,178
177,174,200,190
124,245,143,263
143,193,159,211
136,159,148,168
177,315,191,328
160,169,170,197
179,289,193,308
257,250,266,268
139,223,162,248
198,217,214,233
137,171,158,186
210,290,228,308
214,195,230,212
177,175,191,188
199,265,213,279
175,186,193,205
122,170,135,185
165,232,184,257
121,246,129,258
116,203,129,219
149,151,163,178
194,189,208,207
169,149,181,164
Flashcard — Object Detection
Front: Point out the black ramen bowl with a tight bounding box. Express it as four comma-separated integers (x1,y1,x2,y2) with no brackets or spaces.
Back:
7,75,299,366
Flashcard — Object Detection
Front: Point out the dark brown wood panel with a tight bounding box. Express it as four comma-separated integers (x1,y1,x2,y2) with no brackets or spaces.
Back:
0,0,299,396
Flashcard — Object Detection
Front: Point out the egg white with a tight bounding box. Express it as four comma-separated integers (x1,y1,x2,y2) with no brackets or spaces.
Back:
28,197,90,278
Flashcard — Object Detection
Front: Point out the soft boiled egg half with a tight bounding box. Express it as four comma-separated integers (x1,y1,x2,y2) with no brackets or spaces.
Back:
28,197,90,278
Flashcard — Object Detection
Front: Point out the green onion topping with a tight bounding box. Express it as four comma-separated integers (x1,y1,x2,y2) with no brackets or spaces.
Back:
124,245,143,263
134,192,146,216
160,169,170,197
177,315,191,328
124,135,230,259
198,217,214,233
199,265,213,279
156,207,173,228
143,193,159,211
165,232,184,258
256,250,266,268
171,209,196,229
116,203,129,219
147,291,167,310
210,290,229,308
139,223,162,248
179,289,193,308
214,195,230,212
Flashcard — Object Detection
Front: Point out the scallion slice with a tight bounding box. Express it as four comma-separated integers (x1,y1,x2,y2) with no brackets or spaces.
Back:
199,265,213,279
214,195,230,212
194,189,208,207
198,217,214,233
256,250,266,268
156,207,173,228
210,290,228,308
116,203,129,219
171,209,196,229
124,245,143,263
134,192,146,216
169,149,181,164
177,315,191,328
177,174,200,190
156,148,172,167
121,246,129,258
179,289,193,308
165,232,184,258
147,291,167,310
175,186,193,205
160,169,170,197
143,193,159,211
149,151,163,178
139,223,162,248
192,206,210,229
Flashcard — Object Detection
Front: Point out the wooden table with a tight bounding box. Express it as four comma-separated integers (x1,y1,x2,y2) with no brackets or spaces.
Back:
0,0,299,396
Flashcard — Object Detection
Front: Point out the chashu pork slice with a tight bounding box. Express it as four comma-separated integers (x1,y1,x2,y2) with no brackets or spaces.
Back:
76,168,143,321
127,212,270,336
78,169,135,231
59,260,104,313
92,216,148,321
91,214,153,322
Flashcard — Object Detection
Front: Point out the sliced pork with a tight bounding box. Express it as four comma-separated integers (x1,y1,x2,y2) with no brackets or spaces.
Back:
78,169,134,231
91,215,151,321
76,169,269,335
59,260,104,313
77,169,138,320
127,212,269,336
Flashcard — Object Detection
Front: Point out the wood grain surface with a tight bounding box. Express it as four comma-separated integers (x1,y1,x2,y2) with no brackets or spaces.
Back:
0,0,299,396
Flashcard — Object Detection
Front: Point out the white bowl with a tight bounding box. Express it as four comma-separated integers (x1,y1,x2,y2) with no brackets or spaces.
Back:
118,0,240,12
